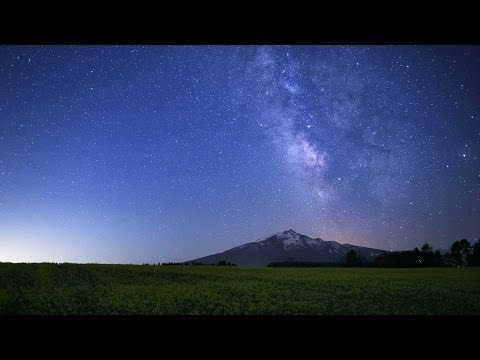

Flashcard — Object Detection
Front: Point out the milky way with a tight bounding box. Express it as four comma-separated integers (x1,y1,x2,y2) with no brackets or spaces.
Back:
0,45,479,263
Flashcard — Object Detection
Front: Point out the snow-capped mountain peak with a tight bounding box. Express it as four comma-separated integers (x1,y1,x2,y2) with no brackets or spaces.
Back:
276,229,300,239
269,229,321,250
189,229,387,266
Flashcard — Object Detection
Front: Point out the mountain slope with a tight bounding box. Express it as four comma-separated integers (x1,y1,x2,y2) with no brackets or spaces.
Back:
188,229,386,267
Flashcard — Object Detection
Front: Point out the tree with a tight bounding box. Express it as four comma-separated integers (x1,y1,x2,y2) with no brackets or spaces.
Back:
433,250,444,267
421,243,432,253
345,250,361,267
450,239,471,266
468,240,480,266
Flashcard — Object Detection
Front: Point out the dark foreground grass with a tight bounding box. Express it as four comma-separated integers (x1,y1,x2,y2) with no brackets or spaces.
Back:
1,263,479,314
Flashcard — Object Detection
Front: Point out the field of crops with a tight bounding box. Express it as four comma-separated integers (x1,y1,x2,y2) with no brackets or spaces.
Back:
1,263,479,315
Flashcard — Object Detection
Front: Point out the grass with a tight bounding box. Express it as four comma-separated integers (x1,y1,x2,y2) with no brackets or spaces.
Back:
1,263,479,315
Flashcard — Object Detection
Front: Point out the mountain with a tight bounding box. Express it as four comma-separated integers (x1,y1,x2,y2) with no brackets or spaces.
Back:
188,229,387,267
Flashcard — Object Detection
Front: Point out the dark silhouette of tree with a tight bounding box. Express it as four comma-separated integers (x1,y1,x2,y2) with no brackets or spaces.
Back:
345,250,361,267
267,261,336,267
190,261,206,266
374,243,446,268
468,240,480,266
432,250,444,267
217,260,237,266
375,251,421,267
421,243,432,252
450,239,471,266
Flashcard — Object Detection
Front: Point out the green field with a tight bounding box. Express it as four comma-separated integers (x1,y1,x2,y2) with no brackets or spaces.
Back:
1,263,479,315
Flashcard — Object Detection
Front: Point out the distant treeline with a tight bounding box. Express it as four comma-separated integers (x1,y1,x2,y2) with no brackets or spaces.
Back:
268,261,342,268
375,239,480,268
163,260,237,266
268,239,480,268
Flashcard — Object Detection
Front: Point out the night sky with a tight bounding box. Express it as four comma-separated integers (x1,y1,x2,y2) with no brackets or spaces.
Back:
0,45,479,264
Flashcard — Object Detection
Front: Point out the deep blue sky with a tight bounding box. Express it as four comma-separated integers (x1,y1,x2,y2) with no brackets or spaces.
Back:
0,45,479,263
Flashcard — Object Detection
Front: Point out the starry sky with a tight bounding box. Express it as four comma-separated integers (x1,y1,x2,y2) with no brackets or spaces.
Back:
0,45,479,264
